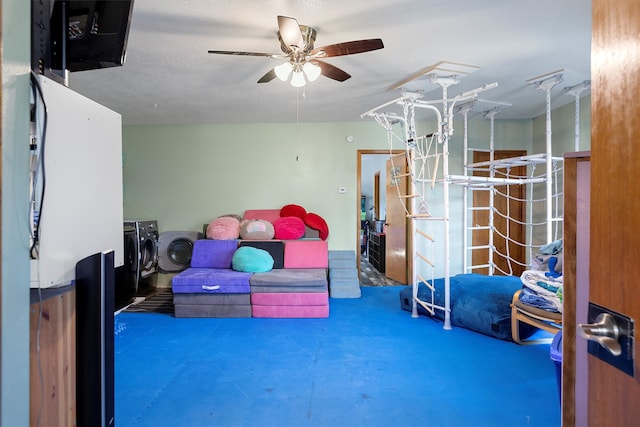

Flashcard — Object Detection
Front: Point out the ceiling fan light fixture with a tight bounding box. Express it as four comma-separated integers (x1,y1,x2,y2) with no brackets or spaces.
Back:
290,70,306,87
274,61,293,81
303,62,321,82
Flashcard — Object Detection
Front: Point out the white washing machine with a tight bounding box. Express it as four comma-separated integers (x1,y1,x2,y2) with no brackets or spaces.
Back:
123,220,159,294
157,231,203,273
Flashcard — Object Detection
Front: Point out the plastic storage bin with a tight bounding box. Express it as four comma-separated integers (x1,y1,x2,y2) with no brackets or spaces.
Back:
550,331,563,403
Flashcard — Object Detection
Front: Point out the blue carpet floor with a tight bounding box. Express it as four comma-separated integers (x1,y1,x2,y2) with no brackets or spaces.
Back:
114,286,560,427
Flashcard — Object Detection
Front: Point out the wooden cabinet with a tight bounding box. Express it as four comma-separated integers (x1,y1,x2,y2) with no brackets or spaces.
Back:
368,233,386,273
30,286,76,426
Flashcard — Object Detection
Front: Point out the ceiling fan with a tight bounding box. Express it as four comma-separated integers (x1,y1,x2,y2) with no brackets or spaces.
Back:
207,15,384,87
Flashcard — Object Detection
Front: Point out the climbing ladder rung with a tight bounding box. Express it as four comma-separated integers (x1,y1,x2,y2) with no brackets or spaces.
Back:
416,252,435,267
398,194,418,199
416,229,435,241
468,264,492,270
393,172,412,178
468,206,491,211
469,244,491,250
407,213,432,219
414,297,436,316
468,225,491,231
417,276,433,290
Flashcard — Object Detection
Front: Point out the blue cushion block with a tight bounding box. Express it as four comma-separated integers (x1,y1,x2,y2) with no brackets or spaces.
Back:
330,285,361,298
329,268,358,279
328,250,356,261
328,259,357,270
329,276,361,298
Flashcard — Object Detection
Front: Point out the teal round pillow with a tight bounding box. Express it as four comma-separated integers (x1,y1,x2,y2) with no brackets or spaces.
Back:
232,246,274,272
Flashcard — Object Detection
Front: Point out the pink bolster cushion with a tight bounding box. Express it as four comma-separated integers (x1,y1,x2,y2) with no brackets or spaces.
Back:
243,209,281,223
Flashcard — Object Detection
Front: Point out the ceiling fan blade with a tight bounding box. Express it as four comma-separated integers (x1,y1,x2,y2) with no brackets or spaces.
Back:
257,69,277,83
277,15,305,51
314,60,351,82
208,50,281,58
311,39,384,58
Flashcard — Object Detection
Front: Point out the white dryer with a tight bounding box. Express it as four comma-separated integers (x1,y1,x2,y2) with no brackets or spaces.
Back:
157,231,203,273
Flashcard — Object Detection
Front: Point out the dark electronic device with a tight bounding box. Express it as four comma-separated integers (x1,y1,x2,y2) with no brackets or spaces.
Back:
31,0,134,84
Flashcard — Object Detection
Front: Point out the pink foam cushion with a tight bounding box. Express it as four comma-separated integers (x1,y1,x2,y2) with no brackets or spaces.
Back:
283,240,329,268
304,212,329,240
251,292,329,306
251,304,329,318
280,204,307,219
273,216,306,240
239,219,275,240
243,209,281,222
206,216,240,240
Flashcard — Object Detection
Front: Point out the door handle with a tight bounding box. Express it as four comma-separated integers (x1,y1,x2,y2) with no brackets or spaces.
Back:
578,313,621,356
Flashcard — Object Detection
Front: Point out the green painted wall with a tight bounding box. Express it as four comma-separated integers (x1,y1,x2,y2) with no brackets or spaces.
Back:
1,0,32,424
123,121,392,249
123,115,538,260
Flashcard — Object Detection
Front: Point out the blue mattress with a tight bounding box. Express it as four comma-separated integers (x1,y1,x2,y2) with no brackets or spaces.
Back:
399,274,536,341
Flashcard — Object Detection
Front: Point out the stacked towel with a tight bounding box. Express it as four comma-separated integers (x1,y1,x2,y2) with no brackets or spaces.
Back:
519,270,563,313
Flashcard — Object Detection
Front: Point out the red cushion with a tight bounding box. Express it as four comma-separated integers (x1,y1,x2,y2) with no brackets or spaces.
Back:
273,216,306,240
304,212,329,240
280,204,307,219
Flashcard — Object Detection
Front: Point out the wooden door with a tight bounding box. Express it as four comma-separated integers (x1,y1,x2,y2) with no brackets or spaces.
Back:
583,1,640,425
562,153,591,427
385,154,408,283
472,150,527,276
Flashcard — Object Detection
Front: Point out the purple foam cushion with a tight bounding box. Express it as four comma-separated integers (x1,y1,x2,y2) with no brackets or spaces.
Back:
273,216,306,240
172,268,251,294
190,239,238,268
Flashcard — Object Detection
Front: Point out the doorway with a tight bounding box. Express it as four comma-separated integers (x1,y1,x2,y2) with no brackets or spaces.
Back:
471,150,527,276
357,150,408,283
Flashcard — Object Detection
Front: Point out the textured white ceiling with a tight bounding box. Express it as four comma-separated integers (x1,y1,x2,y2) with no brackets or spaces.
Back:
67,0,592,125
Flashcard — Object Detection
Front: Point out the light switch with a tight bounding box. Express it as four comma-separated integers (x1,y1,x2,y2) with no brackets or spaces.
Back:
338,187,347,194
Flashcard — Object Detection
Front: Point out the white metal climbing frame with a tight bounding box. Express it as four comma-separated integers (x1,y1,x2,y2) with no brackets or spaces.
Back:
362,75,497,330
362,70,574,330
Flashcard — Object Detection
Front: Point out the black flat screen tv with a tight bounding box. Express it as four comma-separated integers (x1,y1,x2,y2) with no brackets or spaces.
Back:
48,0,134,73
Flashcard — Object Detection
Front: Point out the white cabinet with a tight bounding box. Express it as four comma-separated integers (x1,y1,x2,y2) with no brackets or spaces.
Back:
30,76,124,288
